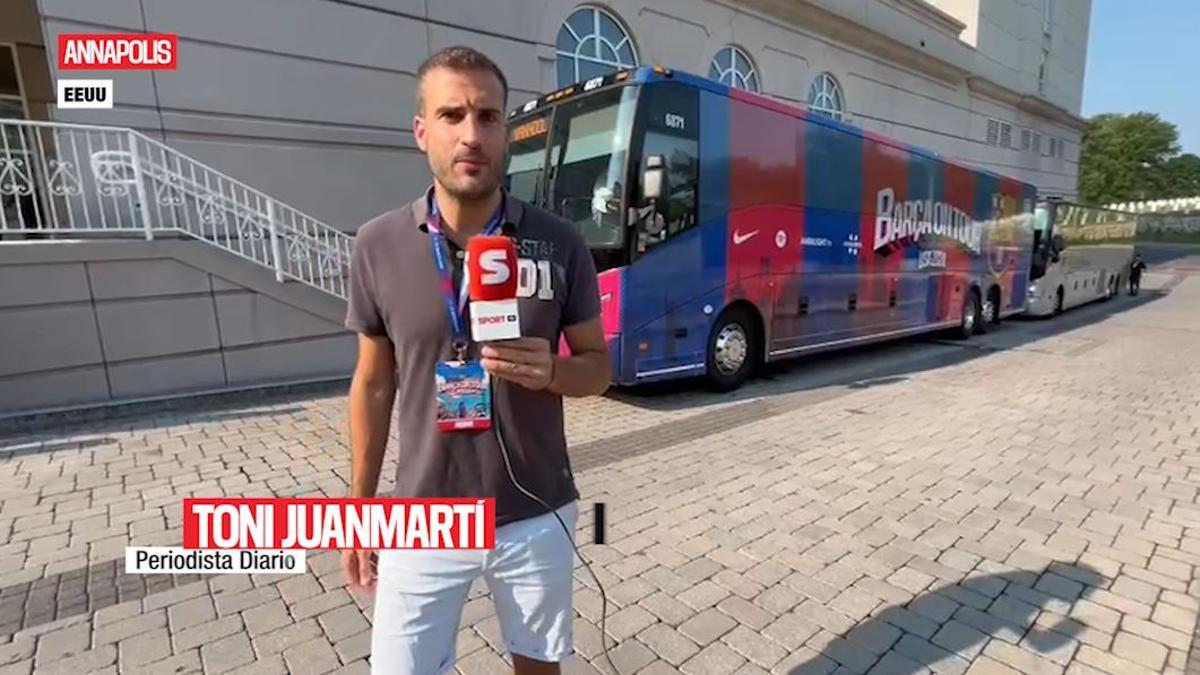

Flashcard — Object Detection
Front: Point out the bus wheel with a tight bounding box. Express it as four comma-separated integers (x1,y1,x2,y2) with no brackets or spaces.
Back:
956,289,980,339
706,307,757,391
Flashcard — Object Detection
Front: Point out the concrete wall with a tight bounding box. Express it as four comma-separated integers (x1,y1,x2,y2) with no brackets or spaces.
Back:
0,239,354,415
32,0,1091,232
929,0,1091,115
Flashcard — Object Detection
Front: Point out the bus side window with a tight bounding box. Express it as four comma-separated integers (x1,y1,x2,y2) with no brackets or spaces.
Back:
642,135,698,243
638,82,699,249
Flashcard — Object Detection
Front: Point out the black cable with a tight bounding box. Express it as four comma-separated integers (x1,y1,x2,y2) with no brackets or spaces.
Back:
491,377,621,675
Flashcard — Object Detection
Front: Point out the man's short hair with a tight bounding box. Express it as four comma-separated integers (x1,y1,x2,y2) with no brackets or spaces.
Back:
416,46,509,114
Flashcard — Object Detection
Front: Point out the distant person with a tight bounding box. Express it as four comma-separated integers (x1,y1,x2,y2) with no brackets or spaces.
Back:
1129,253,1148,295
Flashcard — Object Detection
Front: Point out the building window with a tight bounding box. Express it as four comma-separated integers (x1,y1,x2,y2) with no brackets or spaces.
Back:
985,118,1014,148
1044,136,1065,159
556,7,638,87
709,46,759,92
0,43,26,120
807,72,844,120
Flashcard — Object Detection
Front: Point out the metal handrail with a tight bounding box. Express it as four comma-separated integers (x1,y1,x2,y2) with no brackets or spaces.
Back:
1,119,353,299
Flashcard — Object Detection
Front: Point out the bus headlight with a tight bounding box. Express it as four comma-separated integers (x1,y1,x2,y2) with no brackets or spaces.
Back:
1027,284,1038,298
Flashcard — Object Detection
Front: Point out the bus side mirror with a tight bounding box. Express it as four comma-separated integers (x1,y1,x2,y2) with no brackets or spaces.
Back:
643,154,666,202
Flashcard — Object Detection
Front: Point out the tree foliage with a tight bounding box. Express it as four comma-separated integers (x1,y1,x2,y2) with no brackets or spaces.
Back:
1078,112,1200,204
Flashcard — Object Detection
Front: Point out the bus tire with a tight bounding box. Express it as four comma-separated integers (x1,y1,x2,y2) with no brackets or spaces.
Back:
956,288,981,339
705,306,758,392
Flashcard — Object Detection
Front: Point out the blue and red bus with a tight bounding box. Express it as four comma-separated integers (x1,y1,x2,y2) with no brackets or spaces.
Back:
505,66,1037,390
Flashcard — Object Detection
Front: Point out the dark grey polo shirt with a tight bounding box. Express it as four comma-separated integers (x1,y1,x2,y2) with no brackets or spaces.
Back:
344,189,601,527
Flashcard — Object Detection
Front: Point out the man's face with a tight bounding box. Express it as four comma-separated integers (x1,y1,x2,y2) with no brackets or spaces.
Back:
414,67,508,202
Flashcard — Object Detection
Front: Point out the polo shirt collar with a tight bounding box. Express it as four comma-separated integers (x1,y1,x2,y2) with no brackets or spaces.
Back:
412,185,523,235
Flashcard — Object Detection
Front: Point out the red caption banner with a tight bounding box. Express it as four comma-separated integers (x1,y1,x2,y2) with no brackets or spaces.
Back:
182,498,496,550
58,33,178,70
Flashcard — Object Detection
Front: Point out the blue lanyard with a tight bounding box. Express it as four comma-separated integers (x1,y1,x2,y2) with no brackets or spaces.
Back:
426,192,507,356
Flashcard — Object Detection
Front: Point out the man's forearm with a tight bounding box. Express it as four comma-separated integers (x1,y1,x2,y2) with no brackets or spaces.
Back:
547,351,610,397
348,376,395,498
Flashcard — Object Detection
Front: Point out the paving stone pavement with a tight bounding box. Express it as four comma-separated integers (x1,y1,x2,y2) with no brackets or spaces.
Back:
2,270,1199,675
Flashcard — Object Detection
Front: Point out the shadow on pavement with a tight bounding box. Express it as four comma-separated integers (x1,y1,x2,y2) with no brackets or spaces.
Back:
608,284,1173,414
786,561,1106,675
0,435,119,458
0,378,342,442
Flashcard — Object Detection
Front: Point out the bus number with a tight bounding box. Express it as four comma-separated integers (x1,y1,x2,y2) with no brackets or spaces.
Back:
583,76,604,92
665,113,685,130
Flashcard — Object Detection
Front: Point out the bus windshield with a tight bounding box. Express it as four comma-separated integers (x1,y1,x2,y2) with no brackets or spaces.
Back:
505,84,639,249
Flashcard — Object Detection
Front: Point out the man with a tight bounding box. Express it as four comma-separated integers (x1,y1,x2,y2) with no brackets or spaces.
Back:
1129,252,1147,296
342,47,611,674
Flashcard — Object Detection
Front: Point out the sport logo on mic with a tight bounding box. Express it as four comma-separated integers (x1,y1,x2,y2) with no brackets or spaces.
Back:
467,236,521,341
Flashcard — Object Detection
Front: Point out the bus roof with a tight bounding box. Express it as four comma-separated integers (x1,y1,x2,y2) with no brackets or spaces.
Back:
508,65,1037,192
1040,198,1137,216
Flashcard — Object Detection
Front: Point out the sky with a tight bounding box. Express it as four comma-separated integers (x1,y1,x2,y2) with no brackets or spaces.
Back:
1081,2,1199,155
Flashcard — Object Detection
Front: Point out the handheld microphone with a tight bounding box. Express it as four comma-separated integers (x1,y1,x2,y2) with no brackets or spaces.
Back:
466,235,521,342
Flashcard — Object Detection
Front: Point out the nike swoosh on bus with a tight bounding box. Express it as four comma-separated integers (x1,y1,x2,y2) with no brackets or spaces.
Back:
732,229,758,244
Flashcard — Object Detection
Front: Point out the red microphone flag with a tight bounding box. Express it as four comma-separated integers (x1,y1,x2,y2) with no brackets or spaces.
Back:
466,236,521,341
467,236,518,301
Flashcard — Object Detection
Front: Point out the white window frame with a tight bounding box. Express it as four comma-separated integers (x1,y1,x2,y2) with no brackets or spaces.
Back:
985,118,1017,149
709,45,759,92
555,6,638,87
807,72,845,121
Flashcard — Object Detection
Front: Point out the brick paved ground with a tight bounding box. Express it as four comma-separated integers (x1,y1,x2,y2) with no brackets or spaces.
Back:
2,268,1199,675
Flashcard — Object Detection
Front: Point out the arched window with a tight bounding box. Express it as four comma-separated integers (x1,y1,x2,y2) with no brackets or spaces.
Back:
807,72,844,120
556,7,638,87
709,45,759,92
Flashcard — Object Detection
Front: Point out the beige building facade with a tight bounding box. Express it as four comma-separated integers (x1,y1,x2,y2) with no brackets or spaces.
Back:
7,0,1092,233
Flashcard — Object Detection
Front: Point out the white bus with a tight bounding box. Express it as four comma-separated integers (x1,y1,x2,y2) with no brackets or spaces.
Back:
1026,199,1137,316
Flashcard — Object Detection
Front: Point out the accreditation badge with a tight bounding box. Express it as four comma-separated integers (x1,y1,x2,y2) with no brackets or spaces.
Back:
435,360,492,432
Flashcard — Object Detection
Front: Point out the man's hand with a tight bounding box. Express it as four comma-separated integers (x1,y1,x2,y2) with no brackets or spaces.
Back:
480,338,554,390
342,549,377,594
